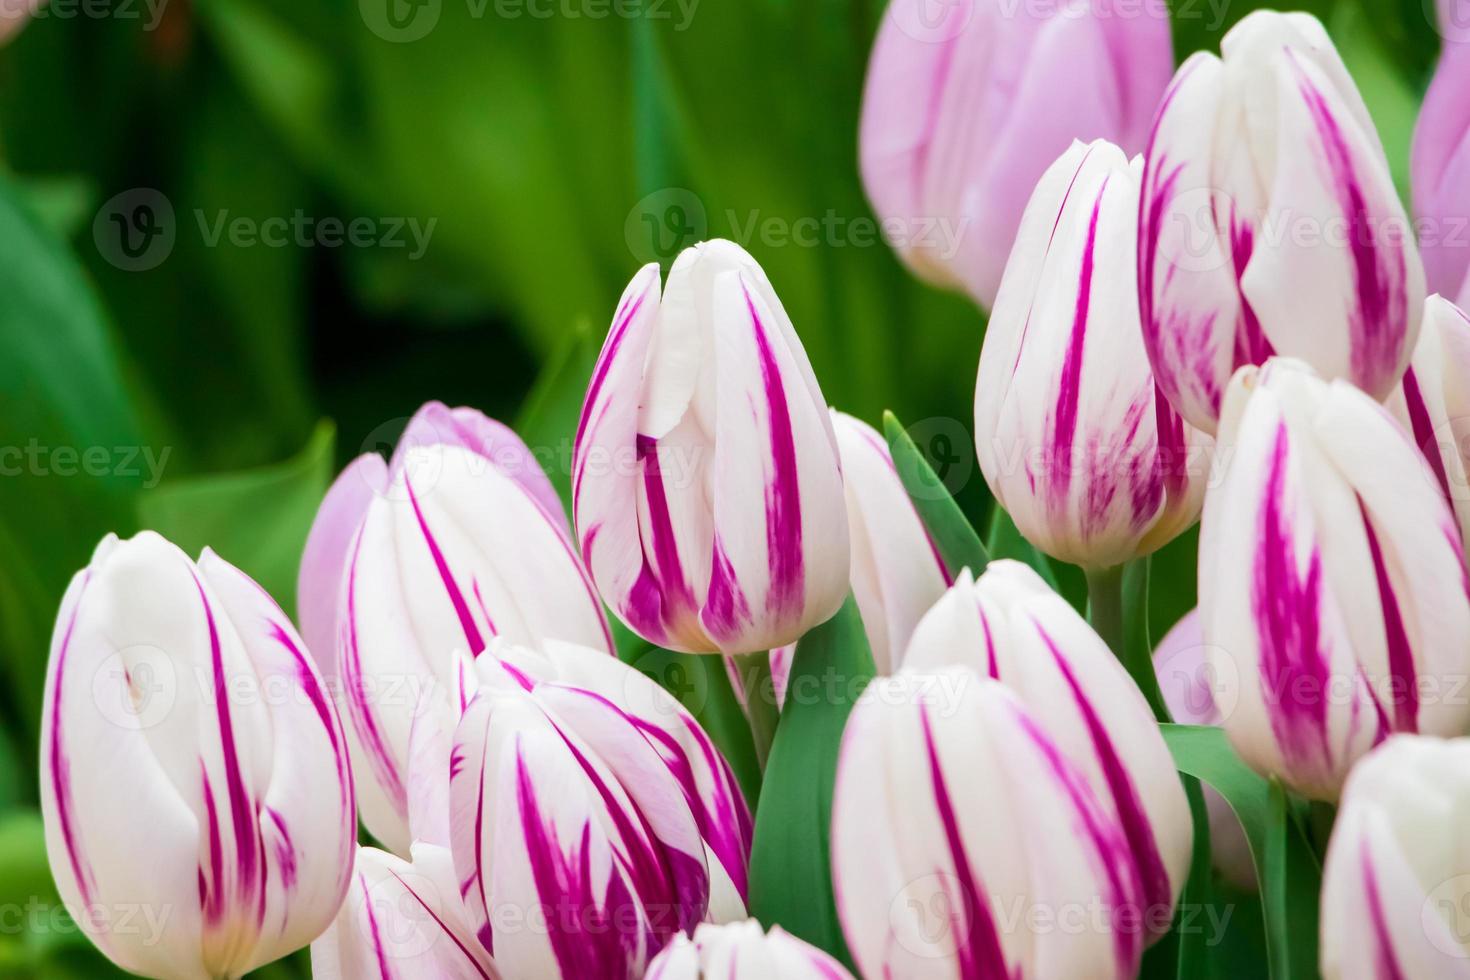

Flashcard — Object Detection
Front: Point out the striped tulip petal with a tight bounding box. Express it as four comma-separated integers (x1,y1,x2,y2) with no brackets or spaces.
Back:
574,241,849,655
833,670,1163,980
1412,40,1470,308
1320,735,1470,978
1203,358,1470,799
311,844,499,980
448,655,710,978
1140,11,1423,433
976,139,1209,570
646,921,856,979
903,561,1193,938
40,532,355,980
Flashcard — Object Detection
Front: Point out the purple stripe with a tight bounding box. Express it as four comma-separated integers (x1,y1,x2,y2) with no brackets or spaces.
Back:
744,284,805,616
1358,502,1418,733
1361,843,1407,980
343,531,405,807
386,869,494,978
637,435,697,628
1401,367,1454,505
47,572,94,908
1049,181,1107,501
702,536,751,643
359,868,397,980
200,766,224,922
405,475,485,656
265,806,298,892
918,707,1011,980
575,289,650,458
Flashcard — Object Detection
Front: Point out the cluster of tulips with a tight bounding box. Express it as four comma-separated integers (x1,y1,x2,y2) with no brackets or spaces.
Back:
35,1,1470,978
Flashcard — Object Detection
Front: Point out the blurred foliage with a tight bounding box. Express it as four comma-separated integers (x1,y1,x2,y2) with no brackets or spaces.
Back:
0,0,1449,974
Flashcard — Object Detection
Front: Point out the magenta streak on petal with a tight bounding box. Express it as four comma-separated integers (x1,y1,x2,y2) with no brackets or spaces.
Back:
405,475,485,656
1358,501,1418,734
636,435,698,632
1012,708,1141,976
359,868,397,980
498,660,536,692
195,573,263,917
744,285,805,618
1048,182,1107,504
386,869,494,978
917,707,1011,980
515,750,646,978
200,766,225,923
472,738,491,954
975,600,999,680
1252,424,1334,775
1225,214,1272,369
47,571,94,909
469,581,499,641
265,807,298,892
1361,842,1407,980
1293,58,1408,390
702,536,751,644
1401,368,1454,505
576,289,650,459
1151,394,1190,509
1038,625,1171,920
343,532,406,808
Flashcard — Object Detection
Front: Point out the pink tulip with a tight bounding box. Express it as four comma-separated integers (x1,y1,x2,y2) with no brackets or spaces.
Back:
1412,39,1470,309
647,921,855,979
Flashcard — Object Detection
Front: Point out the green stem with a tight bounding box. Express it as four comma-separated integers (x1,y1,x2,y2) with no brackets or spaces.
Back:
734,652,780,772
1086,565,1126,655
1088,564,1171,723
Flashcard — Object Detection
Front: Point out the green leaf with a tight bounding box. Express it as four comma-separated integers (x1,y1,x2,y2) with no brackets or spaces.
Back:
882,412,988,579
514,321,599,515
748,595,875,967
136,421,335,616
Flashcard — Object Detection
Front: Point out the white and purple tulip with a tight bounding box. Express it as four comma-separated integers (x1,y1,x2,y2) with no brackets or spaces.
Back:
573,240,849,655
41,532,355,980
1412,31,1470,309
298,400,612,854
1320,735,1470,977
311,844,499,980
832,669,1178,979
646,920,855,980
858,0,1172,307
1201,357,1470,800
1387,295,1470,550
448,643,730,978
902,560,1194,933
1139,11,1424,434
975,140,1208,570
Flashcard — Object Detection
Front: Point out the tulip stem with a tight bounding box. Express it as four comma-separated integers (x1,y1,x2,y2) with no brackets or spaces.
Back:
734,652,779,772
1086,565,1127,657
1087,564,1171,722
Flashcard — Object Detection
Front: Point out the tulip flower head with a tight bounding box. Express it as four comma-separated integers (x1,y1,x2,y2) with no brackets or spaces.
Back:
1140,11,1424,434
833,668,1185,980
859,0,1172,306
298,400,612,854
976,139,1208,570
574,240,850,655
646,921,856,980
41,532,355,980
1201,357,1470,800
1320,735,1470,977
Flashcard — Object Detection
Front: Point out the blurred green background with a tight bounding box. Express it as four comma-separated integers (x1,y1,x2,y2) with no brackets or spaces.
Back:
0,0,1446,974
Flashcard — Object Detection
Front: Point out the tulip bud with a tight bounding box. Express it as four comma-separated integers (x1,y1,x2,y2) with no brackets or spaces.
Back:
903,560,1193,928
41,532,355,980
299,401,612,854
1320,735,1470,977
1387,295,1470,548
448,645,723,977
573,240,849,655
1152,610,1256,891
1201,357,1470,800
976,139,1209,569
1140,11,1424,434
311,844,498,980
833,669,1178,979
858,0,1172,306
646,921,855,979
1412,37,1470,308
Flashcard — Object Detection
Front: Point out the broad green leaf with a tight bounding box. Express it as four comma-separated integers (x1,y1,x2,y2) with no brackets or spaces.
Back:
748,595,874,967
136,422,335,616
1121,558,1172,723
514,321,599,514
882,412,988,579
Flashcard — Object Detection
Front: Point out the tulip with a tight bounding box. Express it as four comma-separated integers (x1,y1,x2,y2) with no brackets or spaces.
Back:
40,532,355,980
1139,11,1424,435
311,844,499,980
1413,20,1470,308
1152,610,1256,891
902,560,1193,926
833,668,1180,979
975,139,1208,570
298,400,613,854
1320,734,1470,977
0,0,43,44
573,240,849,655
1387,295,1470,548
646,921,855,979
858,0,1172,306
1200,357,1470,800
448,642,732,978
